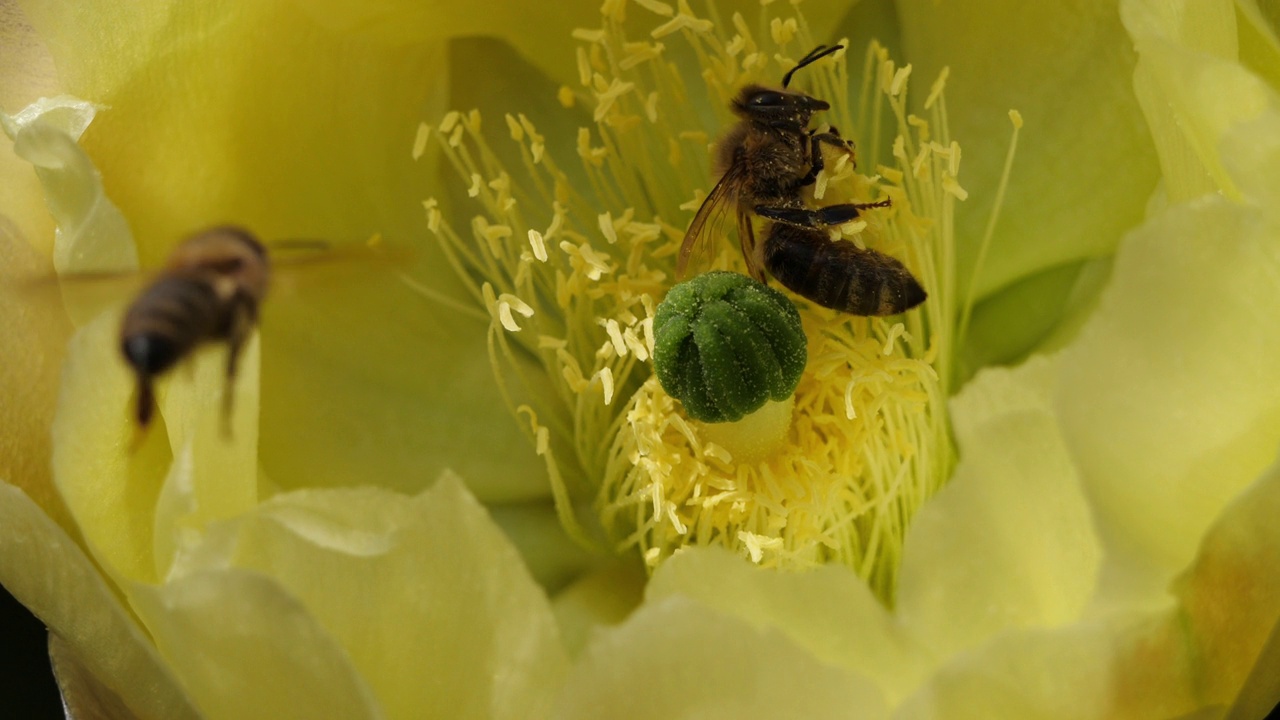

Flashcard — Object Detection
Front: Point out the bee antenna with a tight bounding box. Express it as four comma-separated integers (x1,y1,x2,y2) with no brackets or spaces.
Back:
782,44,844,88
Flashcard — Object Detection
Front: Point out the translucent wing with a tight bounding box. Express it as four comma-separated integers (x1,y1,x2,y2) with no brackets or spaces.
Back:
676,161,747,280
264,237,414,297
736,204,765,283
11,266,149,327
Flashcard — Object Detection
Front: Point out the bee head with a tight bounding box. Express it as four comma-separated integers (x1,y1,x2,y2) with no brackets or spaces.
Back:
733,85,828,130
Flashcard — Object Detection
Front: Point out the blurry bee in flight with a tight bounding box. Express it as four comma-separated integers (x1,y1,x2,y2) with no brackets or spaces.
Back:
120,225,269,427
677,44,926,316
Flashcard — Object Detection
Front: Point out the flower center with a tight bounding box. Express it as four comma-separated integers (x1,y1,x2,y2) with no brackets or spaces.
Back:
420,0,1017,601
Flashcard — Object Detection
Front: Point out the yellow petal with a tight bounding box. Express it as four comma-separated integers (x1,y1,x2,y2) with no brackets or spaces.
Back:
487,498,604,592
152,336,261,578
130,570,382,720
1056,0,1280,604
1123,0,1269,200
645,547,930,706
1173,455,1280,714
551,561,646,657
1236,0,1280,92
259,269,543,502
555,596,888,720
0,217,73,532
896,0,1161,300
164,475,568,719
1056,161,1280,607
284,0,603,85
0,482,199,719
897,356,1101,657
902,461,1280,718
0,1,58,259
895,613,1199,720
51,309,170,585
15,1,550,501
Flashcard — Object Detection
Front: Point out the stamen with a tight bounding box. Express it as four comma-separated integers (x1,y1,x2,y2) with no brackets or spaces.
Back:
424,5,970,601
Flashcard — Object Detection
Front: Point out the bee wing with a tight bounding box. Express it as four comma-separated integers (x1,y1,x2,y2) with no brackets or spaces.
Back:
266,237,415,270
11,267,150,326
676,162,746,280
736,205,766,283
263,238,416,297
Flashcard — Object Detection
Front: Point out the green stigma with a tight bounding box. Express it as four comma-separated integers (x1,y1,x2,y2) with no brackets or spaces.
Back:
653,271,806,423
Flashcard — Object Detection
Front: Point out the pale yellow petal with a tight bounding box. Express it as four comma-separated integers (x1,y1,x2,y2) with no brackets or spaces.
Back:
899,460,1280,718
130,570,382,720
17,1,549,501
1123,0,1271,200
550,561,646,657
1,94,135,543
1235,0,1280,92
0,0,58,259
258,275,542,502
487,498,606,593
51,310,170,585
555,596,888,720
152,337,261,578
1173,455,1280,714
0,219,73,532
1056,0,1280,604
897,356,1101,657
646,547,929,706
893,613,1200,720
897,0,1161,300
0,482,199,720
1055,168,1280,608
168,475,568,720
287,0,602,85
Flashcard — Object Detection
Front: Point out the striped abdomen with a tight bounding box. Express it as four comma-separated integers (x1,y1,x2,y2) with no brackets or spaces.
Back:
762,223,926,316
119,274,224,424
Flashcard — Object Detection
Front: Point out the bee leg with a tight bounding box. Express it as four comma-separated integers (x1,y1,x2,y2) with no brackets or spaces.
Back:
755,199,891,228
813,130,856,164
135,374,156,427
794,131,859,190
220,302,256,438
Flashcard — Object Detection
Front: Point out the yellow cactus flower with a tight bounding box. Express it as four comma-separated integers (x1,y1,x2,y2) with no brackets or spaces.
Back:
2,0,1278,718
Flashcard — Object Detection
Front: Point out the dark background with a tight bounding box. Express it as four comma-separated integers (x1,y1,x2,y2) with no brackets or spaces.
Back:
0,583,61,718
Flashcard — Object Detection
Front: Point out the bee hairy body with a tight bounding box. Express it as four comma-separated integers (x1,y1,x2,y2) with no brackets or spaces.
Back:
120,225,268,427
763,223,927,316
678,45,927,318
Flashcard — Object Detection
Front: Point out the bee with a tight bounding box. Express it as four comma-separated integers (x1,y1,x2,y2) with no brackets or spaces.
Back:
677,44,926,316
120,225,270,427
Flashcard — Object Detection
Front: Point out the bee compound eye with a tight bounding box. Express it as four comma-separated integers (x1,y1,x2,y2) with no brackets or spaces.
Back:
653,271,807,423
122,333,180,374
750,91,787,107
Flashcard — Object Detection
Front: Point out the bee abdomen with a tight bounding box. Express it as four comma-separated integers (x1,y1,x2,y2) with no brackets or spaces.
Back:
120,275,222,376
763,224,926,316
